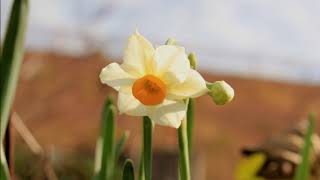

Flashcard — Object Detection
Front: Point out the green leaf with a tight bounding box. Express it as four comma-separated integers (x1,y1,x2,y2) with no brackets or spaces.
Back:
122,159,135,180
0,0,29,179
186,99,194,159
94,98,116,180
0,0,29,142
0,146,10,180
115,131,129,162
294,114,316,180
235,153,266,180
143,116,153,180
138,149,145,180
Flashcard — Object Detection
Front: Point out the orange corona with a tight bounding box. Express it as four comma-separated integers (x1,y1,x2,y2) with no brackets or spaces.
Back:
132,75,166,105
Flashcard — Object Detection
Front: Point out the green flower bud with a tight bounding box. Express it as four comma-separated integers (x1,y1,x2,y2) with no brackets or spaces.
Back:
165,38,177,45
188,52,197,70
207,81,234,105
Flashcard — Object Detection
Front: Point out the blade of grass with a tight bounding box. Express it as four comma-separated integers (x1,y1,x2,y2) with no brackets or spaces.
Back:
186,99,194,159
115,131,129,162
94,98,116,180
0,146,10,180
293,113,316,180
122,159,135,180
178,119,191,180
143,116,153,180
138,149,145,180
0,0,29,142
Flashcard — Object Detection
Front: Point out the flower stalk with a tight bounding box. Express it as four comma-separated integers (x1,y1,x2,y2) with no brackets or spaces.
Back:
178,118,191,180
143,116,153,180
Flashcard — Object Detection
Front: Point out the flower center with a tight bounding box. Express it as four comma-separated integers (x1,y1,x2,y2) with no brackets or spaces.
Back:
132,75,166,105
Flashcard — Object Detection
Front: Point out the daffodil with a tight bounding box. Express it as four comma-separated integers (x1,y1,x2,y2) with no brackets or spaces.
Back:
100,31,207,128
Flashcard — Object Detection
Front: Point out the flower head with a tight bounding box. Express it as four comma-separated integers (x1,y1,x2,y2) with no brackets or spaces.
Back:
100,31,207,128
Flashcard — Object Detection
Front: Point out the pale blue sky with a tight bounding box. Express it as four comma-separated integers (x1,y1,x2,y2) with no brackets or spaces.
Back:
1,0,320,84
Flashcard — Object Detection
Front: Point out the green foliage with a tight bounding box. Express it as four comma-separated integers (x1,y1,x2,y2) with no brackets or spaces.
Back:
94,98,116,180
94,98,130,180
122,160,135,180
0,0,29,179
0,146,10,180
293,114,316,180
0,0,29,142
142,116,153,180
235,153,266,180
138,150,145,180
115,131,129,163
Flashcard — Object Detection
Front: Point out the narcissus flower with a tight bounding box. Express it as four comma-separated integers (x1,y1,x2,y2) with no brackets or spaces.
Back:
100,31,207,128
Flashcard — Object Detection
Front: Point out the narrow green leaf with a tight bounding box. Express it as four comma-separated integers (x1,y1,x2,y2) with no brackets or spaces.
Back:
143,116,153,180
186,99,194,159
0,146,10,180
138,149,145,180
0,0,29,142
178,120,191,180
115,131,129,162
294,114,316,180
122,159,135,180
94,98,116,180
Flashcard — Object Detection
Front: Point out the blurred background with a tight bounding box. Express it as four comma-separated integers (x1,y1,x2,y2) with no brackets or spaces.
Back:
1,0,320,179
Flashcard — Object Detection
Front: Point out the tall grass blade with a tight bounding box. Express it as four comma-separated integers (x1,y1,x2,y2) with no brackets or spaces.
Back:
0,0,29,179
94,98,116,180
0,146,10,180
0,0,29,143
122,159,135,180
115,131,129,162
293,114,316,180
138,150,145,180
143,116,153,180
294,114,315,180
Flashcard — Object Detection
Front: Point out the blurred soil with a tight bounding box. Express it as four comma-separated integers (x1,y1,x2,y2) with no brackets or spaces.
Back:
12,51,320,180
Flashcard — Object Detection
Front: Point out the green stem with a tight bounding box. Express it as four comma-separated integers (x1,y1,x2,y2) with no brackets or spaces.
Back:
186,99,194,159
178,119,191,180
143,116,153,180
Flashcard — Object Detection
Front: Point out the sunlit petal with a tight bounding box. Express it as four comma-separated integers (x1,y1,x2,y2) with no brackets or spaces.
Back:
100,63,136,91
118,92,148,116
167,69,208,100
122,31,155,77
154,45,190,85
148,99,187,128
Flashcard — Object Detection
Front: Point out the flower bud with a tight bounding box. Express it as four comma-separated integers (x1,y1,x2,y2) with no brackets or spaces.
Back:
188,52,197,70
165,38,177,45
207,81,234,105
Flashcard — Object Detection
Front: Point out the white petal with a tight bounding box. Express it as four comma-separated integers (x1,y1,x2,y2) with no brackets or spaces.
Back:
167,69,208,100
148,99,187,128
121,31,155,77
100,63,136,91
118,92,148,116
154,45,190,85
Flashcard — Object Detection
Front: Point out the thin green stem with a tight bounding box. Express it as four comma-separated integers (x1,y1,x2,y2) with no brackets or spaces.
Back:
143,116,153,180
178,119,191,180
186,99,194,159
293,113,316,180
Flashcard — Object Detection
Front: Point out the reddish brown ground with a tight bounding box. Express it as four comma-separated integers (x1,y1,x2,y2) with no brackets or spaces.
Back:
13,52,320,179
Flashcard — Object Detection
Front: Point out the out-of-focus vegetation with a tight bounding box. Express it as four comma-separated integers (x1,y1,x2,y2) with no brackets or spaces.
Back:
0,0,29,179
